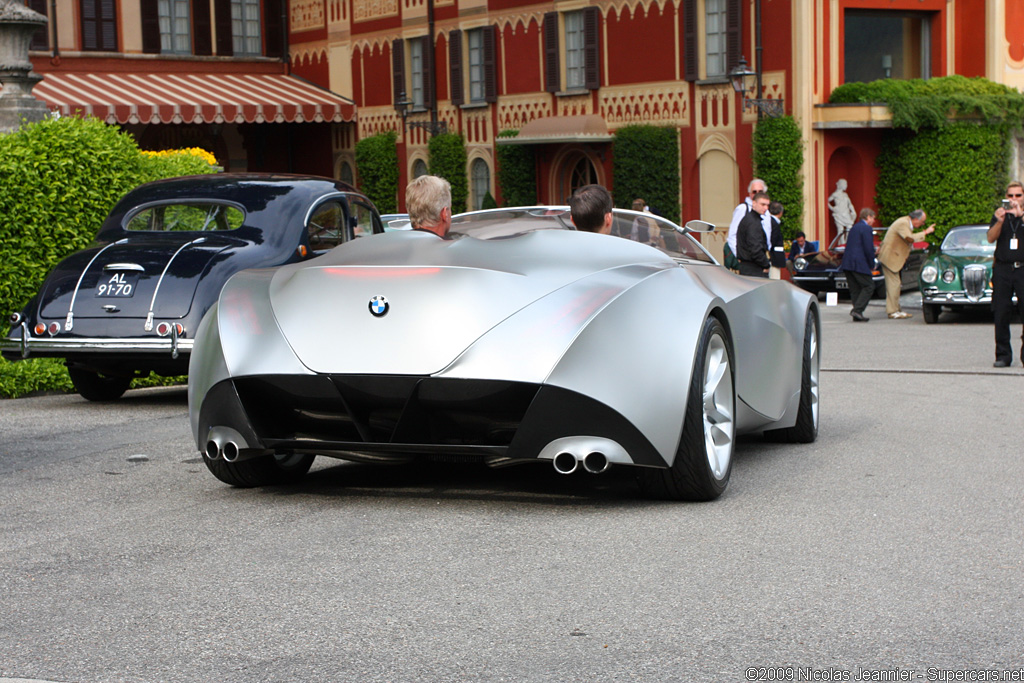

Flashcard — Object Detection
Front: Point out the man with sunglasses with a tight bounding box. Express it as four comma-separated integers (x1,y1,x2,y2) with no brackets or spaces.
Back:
988,181,1024,367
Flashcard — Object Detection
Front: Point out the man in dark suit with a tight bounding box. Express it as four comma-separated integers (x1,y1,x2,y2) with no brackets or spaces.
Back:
737,192,771,277
841,208,878,321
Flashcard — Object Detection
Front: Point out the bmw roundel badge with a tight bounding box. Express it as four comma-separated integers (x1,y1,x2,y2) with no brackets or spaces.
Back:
369,295,389,317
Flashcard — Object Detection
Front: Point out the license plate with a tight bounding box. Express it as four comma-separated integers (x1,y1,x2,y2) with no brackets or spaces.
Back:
96,272,141,297
835,278,848,290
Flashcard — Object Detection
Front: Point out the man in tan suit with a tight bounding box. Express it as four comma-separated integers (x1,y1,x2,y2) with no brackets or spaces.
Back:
877,209,935,318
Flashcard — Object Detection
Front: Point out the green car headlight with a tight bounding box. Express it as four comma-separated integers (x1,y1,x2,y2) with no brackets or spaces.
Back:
921,265,938,283
942,269,956,284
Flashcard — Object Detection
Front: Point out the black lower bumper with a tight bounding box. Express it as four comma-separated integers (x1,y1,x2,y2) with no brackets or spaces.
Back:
198,374,667,467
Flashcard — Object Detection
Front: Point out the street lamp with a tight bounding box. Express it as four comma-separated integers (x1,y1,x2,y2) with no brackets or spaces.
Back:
729,56,784,119
394,90,447,136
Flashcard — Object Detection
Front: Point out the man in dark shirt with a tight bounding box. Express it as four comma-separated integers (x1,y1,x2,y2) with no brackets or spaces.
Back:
841,208,878,322
736,191,771,277
987,181,1024,367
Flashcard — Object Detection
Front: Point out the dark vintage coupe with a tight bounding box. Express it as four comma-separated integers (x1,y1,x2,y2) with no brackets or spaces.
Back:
791,228,928,298
1,174,383,400
918,224,996,324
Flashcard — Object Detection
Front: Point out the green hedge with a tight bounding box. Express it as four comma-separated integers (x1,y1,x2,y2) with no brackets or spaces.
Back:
875,123,1008,243
496,130,537,207
829,75,1024,132
611,125,680,224
0,114,216,398
752,115,805,240
355,130,399,214
428,133,469,213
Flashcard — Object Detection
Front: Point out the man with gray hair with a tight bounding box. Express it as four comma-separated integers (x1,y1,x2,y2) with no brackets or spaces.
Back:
406,175,452,237
877,209,935,319
726,178,770,265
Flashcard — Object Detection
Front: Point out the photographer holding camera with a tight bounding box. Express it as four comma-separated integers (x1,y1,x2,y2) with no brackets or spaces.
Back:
987,181,1024,367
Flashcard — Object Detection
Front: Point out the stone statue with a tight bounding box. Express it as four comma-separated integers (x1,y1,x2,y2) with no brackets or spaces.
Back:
827,178,857,243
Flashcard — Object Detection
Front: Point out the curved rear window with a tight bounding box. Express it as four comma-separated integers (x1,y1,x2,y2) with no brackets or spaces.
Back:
125,203,245,232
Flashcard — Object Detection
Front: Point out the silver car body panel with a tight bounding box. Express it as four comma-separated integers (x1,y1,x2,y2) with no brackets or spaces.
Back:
189,209,816,469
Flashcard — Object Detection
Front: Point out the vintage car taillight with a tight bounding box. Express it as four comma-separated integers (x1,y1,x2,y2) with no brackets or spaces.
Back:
47,322,60,336
156,322,186,337
34,323,46,336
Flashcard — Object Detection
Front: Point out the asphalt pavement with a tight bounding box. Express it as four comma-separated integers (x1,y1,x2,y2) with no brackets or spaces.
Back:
1,291,1022,682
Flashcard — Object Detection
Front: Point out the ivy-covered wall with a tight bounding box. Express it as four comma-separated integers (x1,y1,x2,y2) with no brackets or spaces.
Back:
875,124,1008,241
355,130,399,214
496,131,537,207
428,133,469,213
830,75,1022,242
752,116,804,240
611,125,680,224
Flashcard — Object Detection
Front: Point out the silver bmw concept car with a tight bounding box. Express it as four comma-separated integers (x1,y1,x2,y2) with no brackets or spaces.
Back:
188,207,820,500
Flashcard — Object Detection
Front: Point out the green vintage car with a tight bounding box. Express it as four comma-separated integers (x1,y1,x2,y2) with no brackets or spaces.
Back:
919,224,995,324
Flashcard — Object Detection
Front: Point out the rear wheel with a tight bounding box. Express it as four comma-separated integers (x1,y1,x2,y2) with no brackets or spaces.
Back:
922,303,940,324
67,366,132,402
764,311,820,443
639,317,734,501
204,453,315,488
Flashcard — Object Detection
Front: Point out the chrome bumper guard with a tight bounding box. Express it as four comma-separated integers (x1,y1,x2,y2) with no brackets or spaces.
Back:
0,329,194,359
921,289,993,305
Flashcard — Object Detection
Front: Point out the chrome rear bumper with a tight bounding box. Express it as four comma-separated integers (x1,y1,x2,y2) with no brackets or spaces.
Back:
1,329,193,360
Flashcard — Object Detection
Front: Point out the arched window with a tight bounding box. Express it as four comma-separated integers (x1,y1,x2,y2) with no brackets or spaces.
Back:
412,159,428,179
339,161,354,186
471,158,491,210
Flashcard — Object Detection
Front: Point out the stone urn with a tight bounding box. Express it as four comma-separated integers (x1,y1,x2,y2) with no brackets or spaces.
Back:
0,0,49,132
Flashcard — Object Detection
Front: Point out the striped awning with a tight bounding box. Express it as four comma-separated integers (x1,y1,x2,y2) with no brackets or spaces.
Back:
29,72,356,125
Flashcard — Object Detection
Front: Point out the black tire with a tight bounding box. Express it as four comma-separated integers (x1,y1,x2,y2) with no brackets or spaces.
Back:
204,453,315,487
922,303,940,324
639,317,735,501
764,311,820,444
67,366,132,401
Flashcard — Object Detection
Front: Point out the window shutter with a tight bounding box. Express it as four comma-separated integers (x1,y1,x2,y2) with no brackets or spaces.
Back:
81,0,118,51
449,30,463,106
29,0,48,50
99,0,117,50
483,25,497,102
543,12,559,93
214,0,233,55
139,0,160,53
683,0,696,81
265,0,284,58
583,6,599,90
392,39,406,109
420,35,435,109
726,0,741,73
192,0,212,55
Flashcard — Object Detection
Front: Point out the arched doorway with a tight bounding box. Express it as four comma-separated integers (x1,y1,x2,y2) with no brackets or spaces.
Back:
552,149,602,204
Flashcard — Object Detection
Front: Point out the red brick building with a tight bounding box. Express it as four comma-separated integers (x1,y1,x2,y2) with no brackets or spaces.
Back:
20,0,356,174
289,0,1022,254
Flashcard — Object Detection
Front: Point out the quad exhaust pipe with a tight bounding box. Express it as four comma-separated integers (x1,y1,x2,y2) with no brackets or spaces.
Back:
552,451,610,475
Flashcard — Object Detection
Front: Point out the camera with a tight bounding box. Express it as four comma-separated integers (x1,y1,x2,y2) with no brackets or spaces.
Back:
1002,199,1013,211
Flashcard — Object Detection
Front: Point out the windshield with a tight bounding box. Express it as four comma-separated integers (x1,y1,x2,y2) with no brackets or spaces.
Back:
450,207,716,263
941,226,994,252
